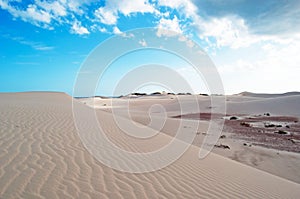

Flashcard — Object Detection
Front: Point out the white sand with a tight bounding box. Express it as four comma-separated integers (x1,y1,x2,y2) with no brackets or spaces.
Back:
1,92,300,198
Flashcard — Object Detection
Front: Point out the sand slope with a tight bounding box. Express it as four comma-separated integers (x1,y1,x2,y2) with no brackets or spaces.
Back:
1,92,300,198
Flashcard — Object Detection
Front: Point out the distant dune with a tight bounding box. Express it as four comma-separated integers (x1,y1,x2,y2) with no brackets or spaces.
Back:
237,91,300,98
227,95,300,117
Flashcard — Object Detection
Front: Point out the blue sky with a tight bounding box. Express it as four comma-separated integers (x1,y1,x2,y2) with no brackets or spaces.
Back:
1,0,300,96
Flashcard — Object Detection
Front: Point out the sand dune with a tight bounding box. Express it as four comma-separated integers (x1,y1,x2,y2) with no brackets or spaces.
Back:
1,92,300,198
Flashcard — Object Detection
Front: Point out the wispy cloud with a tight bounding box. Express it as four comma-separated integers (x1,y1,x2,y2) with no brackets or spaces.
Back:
2,33,54,51
15,62,40,65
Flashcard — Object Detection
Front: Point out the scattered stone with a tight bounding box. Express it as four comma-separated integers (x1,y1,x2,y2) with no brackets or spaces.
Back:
286,125,290,128
220,135,226,139
264,113,270,116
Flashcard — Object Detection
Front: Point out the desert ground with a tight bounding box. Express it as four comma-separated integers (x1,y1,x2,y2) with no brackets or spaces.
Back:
1,91,300,198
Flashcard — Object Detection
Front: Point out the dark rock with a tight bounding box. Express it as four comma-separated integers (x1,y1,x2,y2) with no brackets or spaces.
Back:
220,135,226,139
151,92,162,95
230,116,238,120
240,122,251,127
274,130,288,135
199,93,209,96
288,138,295,144
265,123,276,128
214,144,230,149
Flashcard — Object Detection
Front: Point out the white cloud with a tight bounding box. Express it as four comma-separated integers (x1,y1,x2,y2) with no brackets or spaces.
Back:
198,17,258,49
99,27,108,33
139,39,147,47
36,1,66,17
71,21,90,35
94,0,157,25
65,0,92,14
0,0,97,32
115,0,156,16
156,0,289,51
26,4,51,23
157,16,182,37
157,0,198,18
95,7,118,25
215,37,300,94
0,1,52,25
112,26,122,35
